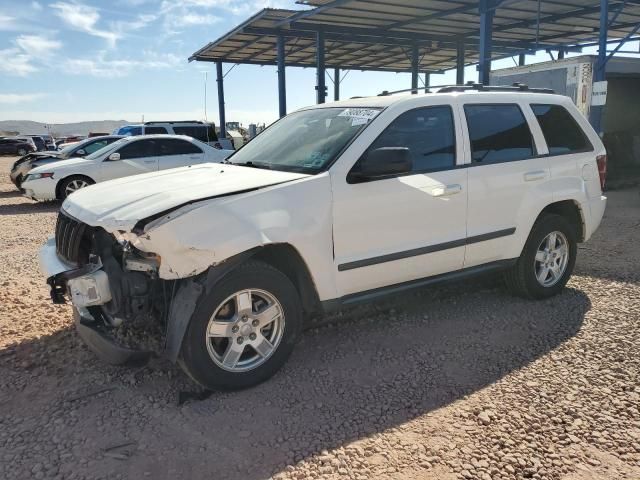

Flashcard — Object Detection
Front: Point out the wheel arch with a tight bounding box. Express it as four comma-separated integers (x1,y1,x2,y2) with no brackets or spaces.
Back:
536,200,586,242
55,174,95,199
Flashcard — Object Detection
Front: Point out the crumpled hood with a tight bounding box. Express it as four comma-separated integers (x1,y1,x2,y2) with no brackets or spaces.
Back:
62,163,309,231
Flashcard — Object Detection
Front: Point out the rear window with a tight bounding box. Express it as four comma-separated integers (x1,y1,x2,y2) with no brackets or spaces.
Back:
173,125,218,143
531,104,593,155
465,104,536,164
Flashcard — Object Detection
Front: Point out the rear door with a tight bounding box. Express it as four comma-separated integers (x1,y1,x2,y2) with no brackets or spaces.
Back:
100,138,159,181
461,101,551,267
155,138,205,170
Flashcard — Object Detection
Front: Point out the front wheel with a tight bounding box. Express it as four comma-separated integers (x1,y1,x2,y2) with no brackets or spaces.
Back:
179,260,303,391
504,214,577,299
58,175,94,200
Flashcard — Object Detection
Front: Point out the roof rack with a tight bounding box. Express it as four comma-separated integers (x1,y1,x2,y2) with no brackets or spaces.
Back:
378,82,554,96
143,120,207,125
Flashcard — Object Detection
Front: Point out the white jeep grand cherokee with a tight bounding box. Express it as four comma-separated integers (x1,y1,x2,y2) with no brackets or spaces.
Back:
40,85,607,390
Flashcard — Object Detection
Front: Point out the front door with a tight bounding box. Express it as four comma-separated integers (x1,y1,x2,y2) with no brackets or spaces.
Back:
331,105,468,297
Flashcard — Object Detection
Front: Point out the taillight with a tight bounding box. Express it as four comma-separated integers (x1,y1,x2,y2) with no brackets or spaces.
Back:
213,142,222,150
596,154,607,190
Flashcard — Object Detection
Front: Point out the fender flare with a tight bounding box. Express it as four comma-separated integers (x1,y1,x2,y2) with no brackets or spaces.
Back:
164,248,260,362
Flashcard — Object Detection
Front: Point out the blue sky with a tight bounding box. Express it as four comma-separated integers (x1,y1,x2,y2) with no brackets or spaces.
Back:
0,0,633,126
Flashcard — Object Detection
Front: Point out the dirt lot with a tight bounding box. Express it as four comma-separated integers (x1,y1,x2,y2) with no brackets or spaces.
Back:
0,155,639,480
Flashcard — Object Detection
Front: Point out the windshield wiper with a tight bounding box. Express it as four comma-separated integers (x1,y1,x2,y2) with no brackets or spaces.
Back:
229,161,272,170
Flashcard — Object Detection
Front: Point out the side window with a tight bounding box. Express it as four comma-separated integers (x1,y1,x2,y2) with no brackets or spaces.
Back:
531,104,593,155
156,139,202,156
145,126,168,134
84,140,109,154
173,126,212,143
464,104,535,163
117,140,156,159
365,106,456,173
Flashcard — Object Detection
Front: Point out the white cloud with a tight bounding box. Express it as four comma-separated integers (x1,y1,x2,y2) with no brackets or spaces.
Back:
32,1,43,10
168,13,221,28
50,2,119,47
0,48,38,76
14,35,62,56
0,13,14,30
63,52,182,77
0,93,46,104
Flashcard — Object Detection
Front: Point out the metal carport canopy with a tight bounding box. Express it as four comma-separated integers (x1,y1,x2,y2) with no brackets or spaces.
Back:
190,1,640,73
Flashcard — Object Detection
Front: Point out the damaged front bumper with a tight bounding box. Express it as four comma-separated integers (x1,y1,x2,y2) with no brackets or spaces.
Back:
40,237,152,365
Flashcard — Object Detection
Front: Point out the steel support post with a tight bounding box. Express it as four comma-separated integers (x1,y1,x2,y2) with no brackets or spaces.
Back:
277,34,286,118
478,0,495,85
456,40,465,84
590,0,609,135
216,61,226,139
411,44,419,92
518,53,526,66
316,31,326,104
424,72,430,92
334,67,340,101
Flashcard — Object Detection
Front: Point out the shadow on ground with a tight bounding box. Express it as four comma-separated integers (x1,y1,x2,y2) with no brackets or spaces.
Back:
0,274,590,480
0,201,59,216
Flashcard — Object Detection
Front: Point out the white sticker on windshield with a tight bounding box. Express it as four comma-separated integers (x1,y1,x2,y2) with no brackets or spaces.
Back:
338,108,379,126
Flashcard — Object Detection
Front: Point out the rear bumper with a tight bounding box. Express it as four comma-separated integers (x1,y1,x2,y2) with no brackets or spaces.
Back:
584,195,607,241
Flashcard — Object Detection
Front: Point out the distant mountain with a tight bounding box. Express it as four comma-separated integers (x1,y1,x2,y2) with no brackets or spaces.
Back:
0,120,130,137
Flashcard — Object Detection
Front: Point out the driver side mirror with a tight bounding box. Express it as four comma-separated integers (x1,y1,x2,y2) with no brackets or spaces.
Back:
348,147,412,183
108,152,121,161
76,149,86,156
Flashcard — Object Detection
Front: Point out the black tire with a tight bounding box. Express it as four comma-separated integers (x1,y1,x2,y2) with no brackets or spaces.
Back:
504,214,577,299
179,260,303,391
17,148,27,156
58,175,94,200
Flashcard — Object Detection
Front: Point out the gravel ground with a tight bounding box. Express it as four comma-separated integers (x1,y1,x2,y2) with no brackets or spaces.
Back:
1,155,639,480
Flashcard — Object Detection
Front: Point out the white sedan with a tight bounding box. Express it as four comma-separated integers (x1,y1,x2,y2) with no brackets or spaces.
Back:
22,135,234,201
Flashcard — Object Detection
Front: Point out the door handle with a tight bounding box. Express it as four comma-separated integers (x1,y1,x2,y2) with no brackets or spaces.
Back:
524,170,546,182
143,160,155,164
431,184,462,197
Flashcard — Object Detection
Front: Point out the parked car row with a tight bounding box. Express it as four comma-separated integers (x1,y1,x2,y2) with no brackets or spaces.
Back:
20,134,233,200
10,135,123,188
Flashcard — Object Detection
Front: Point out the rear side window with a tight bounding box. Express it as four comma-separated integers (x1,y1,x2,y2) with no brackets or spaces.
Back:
144,126,168,134
464,104,535,163
156,139,202,155
531,104,593,155
366,106,456,172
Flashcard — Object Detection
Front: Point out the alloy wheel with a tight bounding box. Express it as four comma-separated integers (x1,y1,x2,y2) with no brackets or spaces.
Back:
65,179,90,196
205,289,285,372
534,231,569,287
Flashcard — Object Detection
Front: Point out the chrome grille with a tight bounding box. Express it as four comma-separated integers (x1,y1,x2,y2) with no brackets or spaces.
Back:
55,211,87,265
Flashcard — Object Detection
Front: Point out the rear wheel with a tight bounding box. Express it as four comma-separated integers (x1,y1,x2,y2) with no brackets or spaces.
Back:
58,175,94,200
504,214,577,299
179,260,303,390
17,148,27,156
